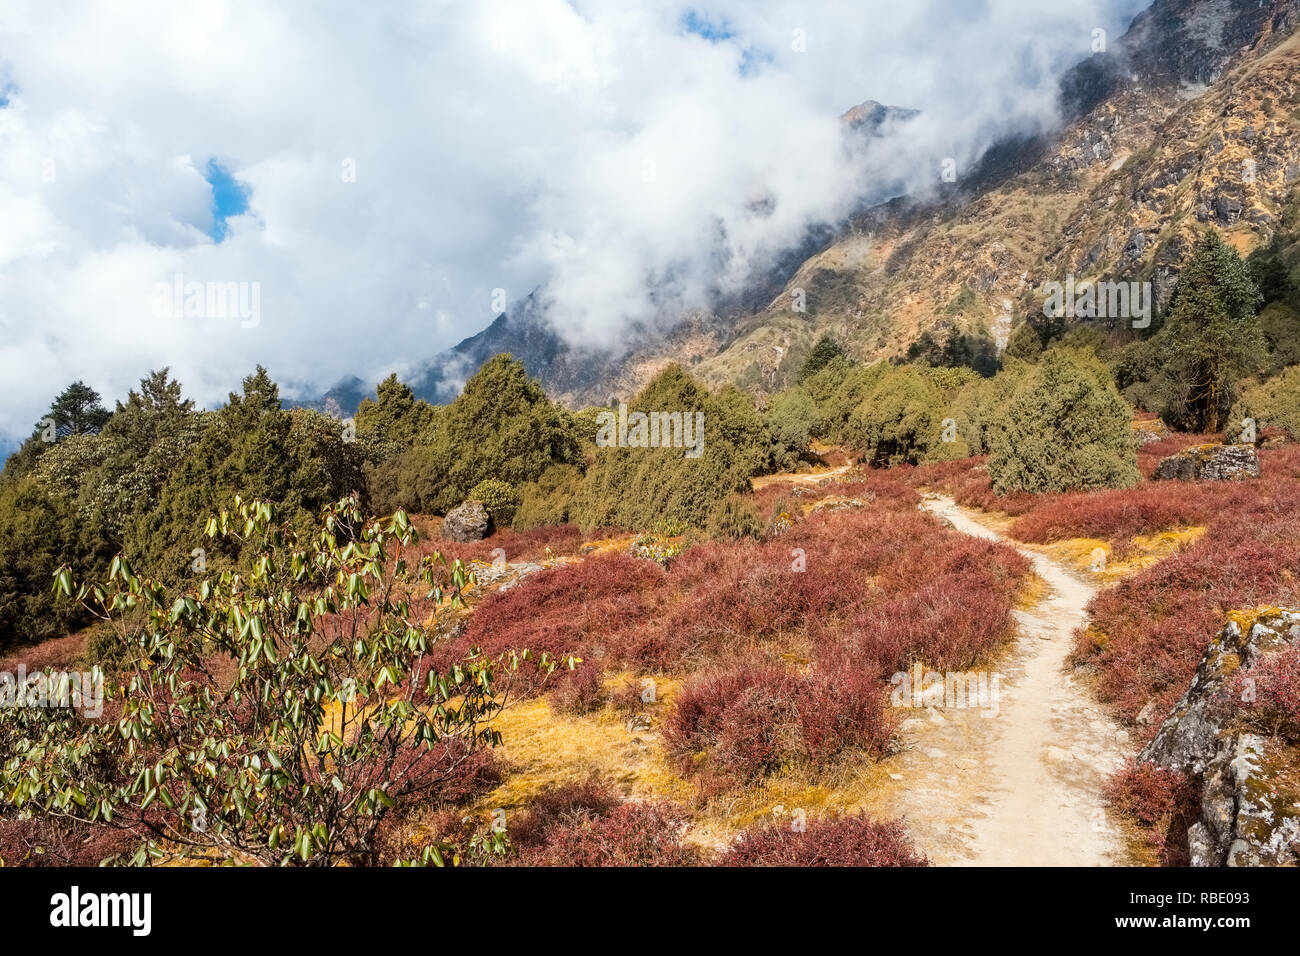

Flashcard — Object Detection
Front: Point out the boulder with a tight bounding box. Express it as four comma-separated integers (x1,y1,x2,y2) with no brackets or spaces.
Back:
442,500,490,542
1151,443,1260,482
1140,608,1300,866
1131,417,1170,446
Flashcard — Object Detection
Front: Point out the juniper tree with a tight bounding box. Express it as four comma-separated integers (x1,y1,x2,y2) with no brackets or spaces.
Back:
987,348,1138,494
797,333,847,382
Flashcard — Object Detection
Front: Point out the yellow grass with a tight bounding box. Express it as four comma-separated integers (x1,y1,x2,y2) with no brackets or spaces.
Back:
576,533,639,556
1015,573,1049,610
1037,526,1206,582
473,673,695,818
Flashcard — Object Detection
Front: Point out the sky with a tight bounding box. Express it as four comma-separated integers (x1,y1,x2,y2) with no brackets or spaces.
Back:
0,0,1150,444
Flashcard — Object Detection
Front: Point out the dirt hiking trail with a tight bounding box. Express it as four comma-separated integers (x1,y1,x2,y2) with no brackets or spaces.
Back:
877,494,1134,865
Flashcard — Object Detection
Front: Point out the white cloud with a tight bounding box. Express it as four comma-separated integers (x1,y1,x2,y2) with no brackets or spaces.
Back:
0,0,1148,439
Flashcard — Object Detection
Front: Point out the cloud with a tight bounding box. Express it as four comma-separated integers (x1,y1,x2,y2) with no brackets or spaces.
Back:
0,0,1149,439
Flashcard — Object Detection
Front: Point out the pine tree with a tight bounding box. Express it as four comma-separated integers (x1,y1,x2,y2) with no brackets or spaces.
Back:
355,373,434,446
1157,231,1265,433
45,381,111,438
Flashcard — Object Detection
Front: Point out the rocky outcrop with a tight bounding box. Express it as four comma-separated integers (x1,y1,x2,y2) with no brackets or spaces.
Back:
442,500,491,542
806,496,871,516
1152,443,1260,481
1139,608,1300,866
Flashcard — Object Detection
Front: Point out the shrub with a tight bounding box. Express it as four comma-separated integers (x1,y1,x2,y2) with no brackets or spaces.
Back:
377,354,581,515
569,367,772,532
765,388,818,468
355,373,435,447
987,348,1139,494
468,478,521,527
503,781,625,851
547,660,607,715
1258,301,1300,374
814,362,890,445
1007,482,1213,544
440,489,1027,689
1104,762,1199,866
0,817,138,867
718,814,928,866
1232,364,1300,440
845,365,967,466
0,370,211,648
1229,645,1300,740
706,494,764,541
662,661,894,793
797,333,847,383
1,495,570,866
126,368,366,584
505,785,698,866
1072,476,1300,724
432,552,669,673
947,359,1033,455
906,323,999,377
513,463,584,529
435,523,584,566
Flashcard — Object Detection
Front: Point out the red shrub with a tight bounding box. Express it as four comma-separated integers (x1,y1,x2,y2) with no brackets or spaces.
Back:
813,537,1028,674
0,817,138,867
428,552,669,672
718,814,928,866
504,781,625,851
1227,645,1300,740
1008,484,1212,544
431,482,1029,732
547,659,607,715
504,784,698,867
0,632,89,674
1104,762,1199,866
662,660,895,793
1075,515,1300,725
433,524,587,566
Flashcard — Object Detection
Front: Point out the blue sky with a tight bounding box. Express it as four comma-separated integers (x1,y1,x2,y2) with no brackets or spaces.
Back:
680,9,735,42
680,8,771,75
204,159,249,242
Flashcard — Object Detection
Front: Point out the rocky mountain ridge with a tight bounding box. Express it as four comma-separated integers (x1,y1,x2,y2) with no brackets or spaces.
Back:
307,0,1300,412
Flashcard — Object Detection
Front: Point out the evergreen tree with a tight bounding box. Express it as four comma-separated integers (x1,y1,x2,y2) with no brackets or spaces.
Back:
355,373,435,447
46,381,111,438
1155,231,1265,432
1003,322,1044,361
987,348,1138,494
570,366,770,531
845,365,967,466
3,382,113,479
797,333,847,382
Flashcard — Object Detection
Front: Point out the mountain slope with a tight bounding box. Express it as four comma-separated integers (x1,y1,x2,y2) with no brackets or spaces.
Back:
692,0,1300,395
308,0,1300,412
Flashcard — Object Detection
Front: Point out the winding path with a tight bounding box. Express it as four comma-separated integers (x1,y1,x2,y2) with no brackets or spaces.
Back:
881,494,1134,865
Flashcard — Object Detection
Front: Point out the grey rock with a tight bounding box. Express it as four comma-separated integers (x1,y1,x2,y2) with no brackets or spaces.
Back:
1132,419,1170,446
1122,228,1148,262
1214,195,1244,225
1141,609,1300,867
442,500,491,542
1152,443,1260,482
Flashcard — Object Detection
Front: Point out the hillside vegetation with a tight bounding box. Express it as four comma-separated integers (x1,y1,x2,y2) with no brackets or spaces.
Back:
4,170,1300,869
